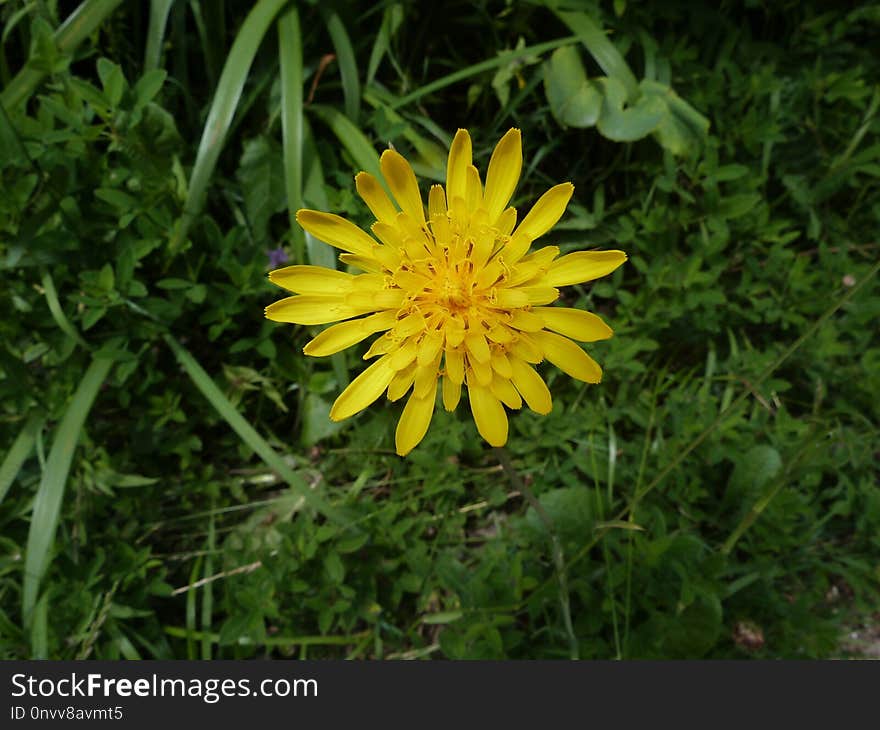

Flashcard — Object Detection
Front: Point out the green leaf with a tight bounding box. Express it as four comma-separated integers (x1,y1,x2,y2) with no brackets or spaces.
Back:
324,552,345,583
596,77,665,142
729,445,783,495
133,69,167,107
41,270,89,350
96,58,125,107
97,263,115,291
0,414,43,505
714,193,761,220
640,80,710,155
553,9,639,101
543,46,602,128
237,135,285,243
23,356,114,622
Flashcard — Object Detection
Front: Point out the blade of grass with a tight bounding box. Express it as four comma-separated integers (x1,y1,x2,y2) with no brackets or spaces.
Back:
320,8,360,121
308,103,386,190
278,5,306,263
553,10,639,102
0,413,43,505
41,269,89,350
144,0,174,71
366,2,403,84
30,593,49,659
1,0,124,110
22,355,114,622
163,334,354,529
170,0,288,254
387,35,576,110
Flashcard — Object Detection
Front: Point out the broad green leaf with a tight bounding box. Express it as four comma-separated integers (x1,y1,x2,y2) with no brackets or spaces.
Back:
596,77,665,142
237,135,286,243
543,46,602,128
96,57,125,107
554,9,639,101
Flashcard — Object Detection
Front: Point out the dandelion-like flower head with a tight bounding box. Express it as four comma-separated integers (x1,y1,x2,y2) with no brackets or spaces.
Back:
266,129,626,455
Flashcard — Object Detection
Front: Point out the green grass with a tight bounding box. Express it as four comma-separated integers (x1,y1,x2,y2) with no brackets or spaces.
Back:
0,0,878,659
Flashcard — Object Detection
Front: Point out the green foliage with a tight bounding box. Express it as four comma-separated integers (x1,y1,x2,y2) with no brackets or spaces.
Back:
1,0,878,660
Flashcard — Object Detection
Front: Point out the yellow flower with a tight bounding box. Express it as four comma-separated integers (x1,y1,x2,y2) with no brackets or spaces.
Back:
266,128,626,456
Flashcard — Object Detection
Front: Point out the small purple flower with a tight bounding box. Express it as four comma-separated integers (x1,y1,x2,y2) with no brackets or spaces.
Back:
267,247,289,269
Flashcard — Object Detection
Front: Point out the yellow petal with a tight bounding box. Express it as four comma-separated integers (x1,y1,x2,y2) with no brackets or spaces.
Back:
446,129,472,205
515,182,574,241
483,128,522,224
380,149,425,225
389,338,419,370
464,332,491,363
534,307,613,342
468,384,508,447
509,358,552,414
510,333,543,363
364,332,394,359
486,324,514,344
496,206,517,236
442,375,461,411
428,185,447,218
346,289,405,310
508,309,544,332
490,375,522,409
395,390,436,456
387,364,416,401
269,265,355,294
490,349,513,378
445,348,464,384
417,332,444,366
465,164,482,212
541,250,627,287
265,295,365,325
531,330,602,383
339,253,383,273
393,310,426,338
504,286,559,306
468,356,493,386
303,310,397,356
414,353,441,398
330,354,396,421
355,172,398,224
296,210,377,257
